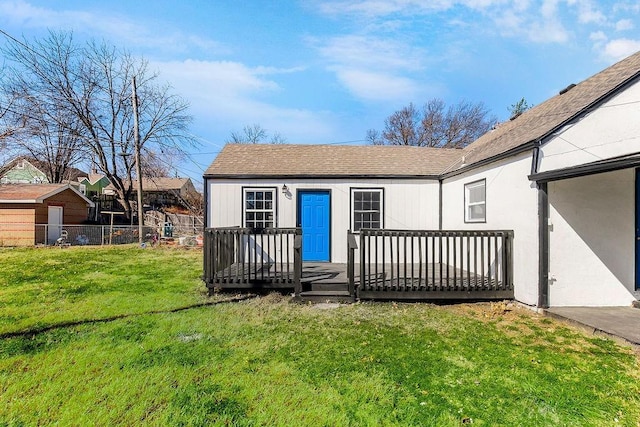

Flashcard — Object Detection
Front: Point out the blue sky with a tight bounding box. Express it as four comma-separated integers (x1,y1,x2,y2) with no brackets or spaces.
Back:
1,0,640,188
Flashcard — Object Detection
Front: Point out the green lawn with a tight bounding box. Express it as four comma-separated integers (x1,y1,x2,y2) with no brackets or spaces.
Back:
0,247,639,426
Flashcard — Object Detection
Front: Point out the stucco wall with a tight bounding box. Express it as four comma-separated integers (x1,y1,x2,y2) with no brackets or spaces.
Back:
441,153,539,306
207,178,440,263
548,169,636,306
539,79,640,172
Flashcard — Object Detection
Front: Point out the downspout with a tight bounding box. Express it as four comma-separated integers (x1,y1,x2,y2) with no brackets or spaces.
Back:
438,179,443,230
203,176,209,229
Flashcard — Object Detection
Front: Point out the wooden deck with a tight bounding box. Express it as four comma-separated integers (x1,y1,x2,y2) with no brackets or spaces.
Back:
209,262,513,301
203,227,514,303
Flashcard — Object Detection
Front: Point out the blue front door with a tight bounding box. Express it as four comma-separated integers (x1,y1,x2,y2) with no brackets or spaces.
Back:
299,191,330,262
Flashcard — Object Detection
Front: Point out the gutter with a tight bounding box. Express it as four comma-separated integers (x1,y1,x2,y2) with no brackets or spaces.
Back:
203,173,442,180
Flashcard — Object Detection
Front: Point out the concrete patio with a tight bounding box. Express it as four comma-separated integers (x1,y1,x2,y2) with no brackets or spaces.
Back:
545,306,640,349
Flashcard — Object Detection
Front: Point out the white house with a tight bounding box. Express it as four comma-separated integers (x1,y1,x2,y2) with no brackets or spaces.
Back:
204,50,640,308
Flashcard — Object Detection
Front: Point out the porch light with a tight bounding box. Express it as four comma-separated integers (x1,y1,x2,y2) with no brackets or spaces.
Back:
282,184,289,194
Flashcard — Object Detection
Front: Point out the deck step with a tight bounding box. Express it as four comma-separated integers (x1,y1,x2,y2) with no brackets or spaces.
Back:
309,283,350,292
300,290,351,297
297,290,354,303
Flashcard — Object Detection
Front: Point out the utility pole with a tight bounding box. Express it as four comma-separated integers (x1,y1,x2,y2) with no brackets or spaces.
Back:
132,76,144,244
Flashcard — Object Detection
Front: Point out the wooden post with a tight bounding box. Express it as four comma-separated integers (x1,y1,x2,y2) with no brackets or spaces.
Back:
347,231,357,298
132,76,144,245
293,232,302,297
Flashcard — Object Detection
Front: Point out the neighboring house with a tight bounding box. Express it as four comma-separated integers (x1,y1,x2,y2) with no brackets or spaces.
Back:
77,171,111,198
0,156,87,186
204,50,640,308
0,183,94,246
128,177,199,208
0,157,48,184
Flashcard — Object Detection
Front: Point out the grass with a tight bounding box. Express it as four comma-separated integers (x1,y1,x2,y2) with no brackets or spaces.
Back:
1,247,639,426
0,245,211,336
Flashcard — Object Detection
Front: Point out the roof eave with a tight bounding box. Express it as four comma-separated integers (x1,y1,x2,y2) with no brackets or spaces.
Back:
529,151,640,183
441,142,536,179
0,199,39,203
203,173,442,180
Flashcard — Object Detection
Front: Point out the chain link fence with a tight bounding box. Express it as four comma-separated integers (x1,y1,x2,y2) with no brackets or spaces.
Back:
0,223,159,247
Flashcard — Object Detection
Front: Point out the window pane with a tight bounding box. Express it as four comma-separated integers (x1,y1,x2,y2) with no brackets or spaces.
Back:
352,190,383,230
468,204,485,220
244,189,276,228
469,185,485,203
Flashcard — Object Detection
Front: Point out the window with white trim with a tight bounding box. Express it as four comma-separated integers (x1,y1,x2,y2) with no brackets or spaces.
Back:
351,188,383,231
465,179,486,222
244,188,275,229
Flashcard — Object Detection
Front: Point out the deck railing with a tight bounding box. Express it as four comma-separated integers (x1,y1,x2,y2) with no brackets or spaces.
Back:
356,229,514,299
203,227,302,293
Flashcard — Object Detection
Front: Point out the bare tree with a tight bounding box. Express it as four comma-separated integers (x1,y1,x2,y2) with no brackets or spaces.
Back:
226,123,286,144
2,90,85,183
140,149,173,178
365,128,384,145
370,99,496,148
1,31,195,218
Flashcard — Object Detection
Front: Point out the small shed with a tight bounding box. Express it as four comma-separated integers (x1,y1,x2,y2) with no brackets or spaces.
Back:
0,183,94,246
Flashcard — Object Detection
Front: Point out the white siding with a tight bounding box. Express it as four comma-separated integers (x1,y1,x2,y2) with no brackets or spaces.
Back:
548,169,636,306
207,178,440,263
442,153,539,306
539,79,640,173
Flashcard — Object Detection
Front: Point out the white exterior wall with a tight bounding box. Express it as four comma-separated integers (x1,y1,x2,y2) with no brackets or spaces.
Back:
548,169,636,306
207,178,440,263
539,80,640,173
441,153,539,306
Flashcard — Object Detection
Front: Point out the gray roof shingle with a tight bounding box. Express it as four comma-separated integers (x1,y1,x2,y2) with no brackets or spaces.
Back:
205,144,462,178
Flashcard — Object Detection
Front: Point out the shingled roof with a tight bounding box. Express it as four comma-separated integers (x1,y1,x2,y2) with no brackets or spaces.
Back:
0,183,93,205
446,50,640,173
205,144,462,178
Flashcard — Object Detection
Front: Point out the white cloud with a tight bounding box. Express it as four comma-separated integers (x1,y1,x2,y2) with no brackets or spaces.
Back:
589,30,607,42
312,35,433,103
601,38,640,61
331,68,422,101
152,59,336,143
572,0,606,24
0,0,226,55
615,19,634,31
316,35,424,71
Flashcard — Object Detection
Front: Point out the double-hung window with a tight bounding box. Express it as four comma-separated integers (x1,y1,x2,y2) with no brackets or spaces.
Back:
351,188,383,231
465,179,486,223
244,188,275,229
